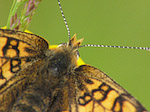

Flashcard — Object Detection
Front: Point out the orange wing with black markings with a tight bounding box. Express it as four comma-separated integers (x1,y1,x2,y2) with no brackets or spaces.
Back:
0,29,48,86
0,29,49,111
69,65,146,112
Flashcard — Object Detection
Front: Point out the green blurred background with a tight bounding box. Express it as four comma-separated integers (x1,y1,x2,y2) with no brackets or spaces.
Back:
0,0,150,110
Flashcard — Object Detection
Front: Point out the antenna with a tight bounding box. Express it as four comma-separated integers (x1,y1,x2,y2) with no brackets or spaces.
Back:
57,1,150,52
57,0,71,39
80,44,150,51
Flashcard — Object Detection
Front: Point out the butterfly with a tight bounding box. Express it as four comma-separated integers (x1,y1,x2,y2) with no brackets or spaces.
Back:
0,29,147,112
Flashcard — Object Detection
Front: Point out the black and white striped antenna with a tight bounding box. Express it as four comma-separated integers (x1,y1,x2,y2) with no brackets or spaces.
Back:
57,0,70,39
80,44,150,51
57,0,150,51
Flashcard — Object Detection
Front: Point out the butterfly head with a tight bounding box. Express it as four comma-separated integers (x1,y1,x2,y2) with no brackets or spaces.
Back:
67,34,83,49
46,34,83,77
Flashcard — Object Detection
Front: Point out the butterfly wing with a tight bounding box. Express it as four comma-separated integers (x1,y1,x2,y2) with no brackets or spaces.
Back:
0,29,49,111
68,65,147,112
